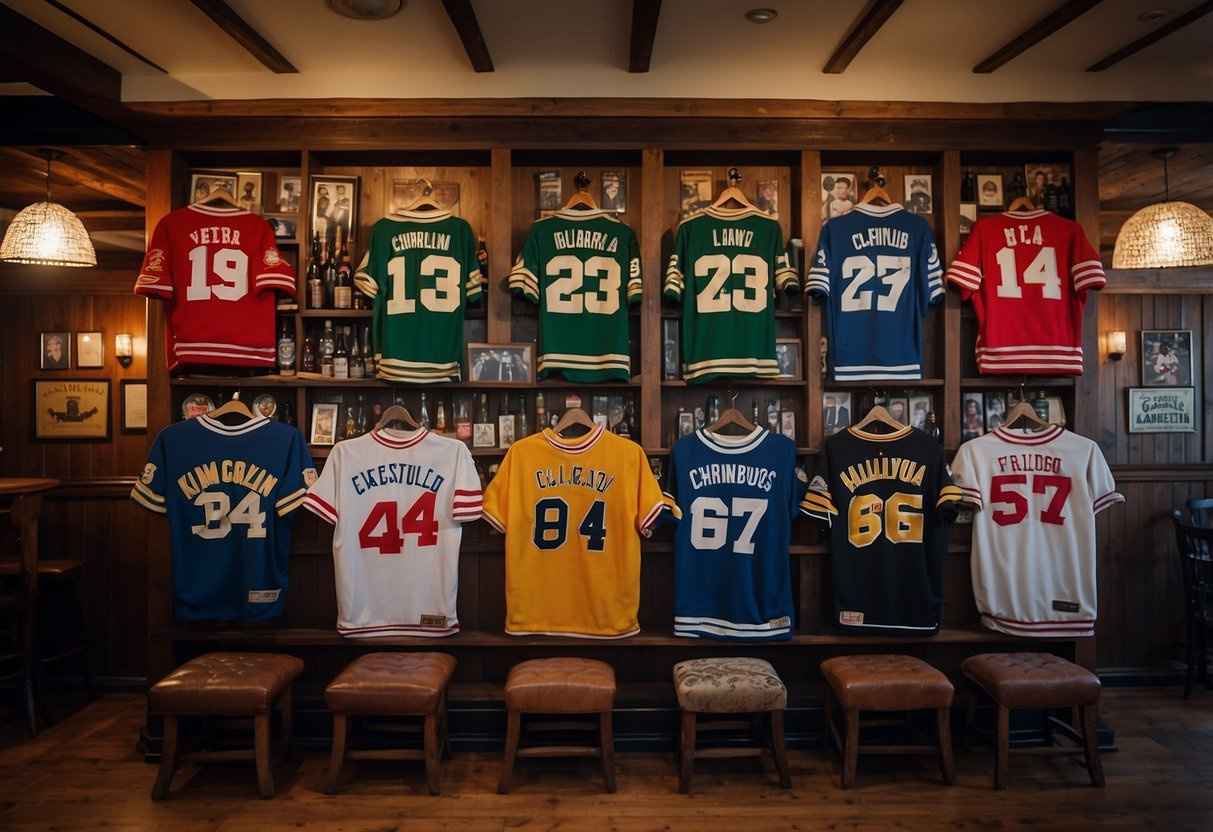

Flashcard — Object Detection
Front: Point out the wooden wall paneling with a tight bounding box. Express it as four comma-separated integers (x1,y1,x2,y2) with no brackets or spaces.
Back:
940,151,963,447
1074,148,1103,443
1204,295,1213,461
640,148,664,452
800,150,824,452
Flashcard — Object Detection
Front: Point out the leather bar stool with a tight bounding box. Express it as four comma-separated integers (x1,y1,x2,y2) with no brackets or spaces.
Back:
498,657,617,794
35,558,94,708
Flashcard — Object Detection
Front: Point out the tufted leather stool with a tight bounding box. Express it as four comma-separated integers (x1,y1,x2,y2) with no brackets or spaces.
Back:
323,652,457,795
672,657,792,793
147,652,303,799
820,654,955,789
961,652,1104,789
498,657,617,794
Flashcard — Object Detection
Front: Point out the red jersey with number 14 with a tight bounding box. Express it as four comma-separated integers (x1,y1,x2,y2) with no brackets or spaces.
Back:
135,204,295,371
945,210,1104,375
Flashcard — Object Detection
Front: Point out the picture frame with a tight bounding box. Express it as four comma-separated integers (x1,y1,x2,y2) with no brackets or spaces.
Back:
755,179,779,218
888,397,909,425
780,410,796,442
189,170,237,205
33,379,110,440
909,394,931,430
309,174,359,254
473,422,497,449
278,175,301,213
822,391,852,437
1023,163,1071,207
75,331,104,368
1128,387,1196,433
1044,395,1066,427
310,402,338,446
821,172,856,221
677,410,695,438
600,170,627,213
977,174,1003,208
1141,329,1193,386
121,380,148,432
959,203,978,236
236,171,263,214
264,213,297,239
662,319,680,380
535,170,562,212
774,339,801,380
903,174,933,215
392,178,461,215
39,331,70,370
679,169,714,218
985,392,1007,431
467,343,533,384
498,413,516,448
961,391,986,442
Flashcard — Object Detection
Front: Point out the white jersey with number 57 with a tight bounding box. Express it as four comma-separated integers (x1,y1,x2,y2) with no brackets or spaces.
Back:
304,428,482,637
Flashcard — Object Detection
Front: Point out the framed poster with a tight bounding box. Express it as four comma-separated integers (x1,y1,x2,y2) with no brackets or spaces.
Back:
121,380,148,432
679,169,714,218
467,343,533,383
278,175,301,213
600,170,627,213
1141,329,1193,386
1128,387,1196,433
34,379,110,440
961,391,986,442
309,174,359,254
1023,163,1071,206
822,391,851,437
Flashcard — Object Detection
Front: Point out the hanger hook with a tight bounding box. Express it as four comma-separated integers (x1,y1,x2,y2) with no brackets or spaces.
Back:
868,165,886,188
727,167,742,187
417,177,433,196
574,170,591,192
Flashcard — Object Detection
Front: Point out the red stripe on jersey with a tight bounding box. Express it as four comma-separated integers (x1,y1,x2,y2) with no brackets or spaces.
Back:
371,428,429,449
303,494,337,524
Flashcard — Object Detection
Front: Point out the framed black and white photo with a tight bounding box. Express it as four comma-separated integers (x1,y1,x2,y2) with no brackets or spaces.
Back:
822,391,852,437
678,410,695,438
600,170,627,213
679,169,714,218
903,174,933,214
1128,387,1196,433
909,394,931,430
821,172,856,221
265,214,297,239
236,171,263,214
961,391,986,442
977,174,1003,208
775,339,801,380
189,170,237,205
1141,329,1193,387
75,331,103,368
310,175,359,254
40,331,70,370
473,422,497,449
310,402,338,446
985,392,1007,431
663,319,680,380
278,176,301,213
1023,163,1071,207
467,343,533,384
535,170,562,212
755,179,779,218
888,397,909,426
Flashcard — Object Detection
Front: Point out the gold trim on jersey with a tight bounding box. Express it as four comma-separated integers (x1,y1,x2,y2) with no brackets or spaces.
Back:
936,484,963,509
683,357,779,382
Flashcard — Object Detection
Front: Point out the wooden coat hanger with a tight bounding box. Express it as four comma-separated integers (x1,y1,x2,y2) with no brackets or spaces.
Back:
1007,195,1038,212
853,404,903,434
402,178,442,212
1002,400,1050,431
707,391,756,435
208,390,255,422
859,165,891,206
200,186,239,208
709,167,755,210
560,171,599,211
552,406,596,437
376,404,420,431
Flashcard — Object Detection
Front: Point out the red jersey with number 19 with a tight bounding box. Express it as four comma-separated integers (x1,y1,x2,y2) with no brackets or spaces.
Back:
945,210,1105,375
135,204,295,371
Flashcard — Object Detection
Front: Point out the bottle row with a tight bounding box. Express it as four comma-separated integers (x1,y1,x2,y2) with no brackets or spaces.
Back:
278,317,377,379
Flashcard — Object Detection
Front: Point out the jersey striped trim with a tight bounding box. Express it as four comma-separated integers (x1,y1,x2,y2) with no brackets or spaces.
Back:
804,269,830,297
541,423,605,454
353,270,377,297
847,424,913,442
1071,259,1106,290
134,278,173,297
538,352,631,376
553,208,622,221
377,358,460,383
371,427,429,449
187,204,252,218
837,617,940,634
453,488,484,522
832,363,923,381
504,626,640,639
276,487,308,516
507,263,540,303
937,484,963,509
174,342,277,367
798,489,837,523
256,272,296,293
775,263,799,295
683,357,779,382
662,268,685,301
944,260,982,292
627,275,642,303
956,485,983,508
481,507,506,534
130,482,167,514
976,345,1084,374
991,424,1065,445
387,209,454,223
981,613,1094,638
465,270,484,302
660,491,683,521
1094,490,1125,515
998,209,1049,220
338,622,460,638
674,616,792,640
197,413,271,436
303,493,338,525
639,497,666,533
694,426,767,455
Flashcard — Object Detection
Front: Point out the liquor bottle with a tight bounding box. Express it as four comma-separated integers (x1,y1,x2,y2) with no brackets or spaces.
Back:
516,392,529,438
616,397,634,439
706,394,721,426
961,168,977,203
751,398,760,427
1056,176,1073,218
435,399,447,432
1043,181,1060,213
322,239,337,309
349,326,364,379
355,394,367,436
1033,390,1050,422
361,325,376,377
1010,171,1027,200
370,402,383,432
333,326,349,379
277,317,296,376
280,399,294,427
419,391,431,429
534,390,546,431
343,406,357,440
319,320,336,377
333,226,353,309
456,397,473,445
476,236,489,288
301,328,316,374
476,392,489,424
926,411,942,444
307,233,324,310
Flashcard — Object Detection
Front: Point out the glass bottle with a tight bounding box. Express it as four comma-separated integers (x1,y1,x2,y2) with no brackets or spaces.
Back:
926,411,942,444
307,233,323,309
477,236,489,288
961,168,977,203
1043,181,1060,213
1056,176,1073,218
319,319,336,377
349,326,364,378
516,392,529,438
435,398,447,432
277,317,295,376
1033,390,1050,422
419,391,431,429
333,326,349,379
322,238,337,309
751,398,760,427
354,394,367,436
333,226,353,309
343,405,357,440
706,394,721,425
301,328,316,373
361,325,376,377
476,392,489,423
534,390,546,432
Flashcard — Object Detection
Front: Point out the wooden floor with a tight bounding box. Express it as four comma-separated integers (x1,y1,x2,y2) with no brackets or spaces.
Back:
0,688,1211,831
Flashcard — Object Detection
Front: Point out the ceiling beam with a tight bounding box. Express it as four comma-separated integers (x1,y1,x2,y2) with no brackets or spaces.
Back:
1087,1,1213,72
43,0,167,74
973,0,1105,73
629,0,662,73
187,0,298,74
823,0,906,74
441,0,494,73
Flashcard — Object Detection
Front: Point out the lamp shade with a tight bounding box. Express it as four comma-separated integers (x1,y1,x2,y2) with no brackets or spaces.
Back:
0,201,97,267
1112,200,1213,269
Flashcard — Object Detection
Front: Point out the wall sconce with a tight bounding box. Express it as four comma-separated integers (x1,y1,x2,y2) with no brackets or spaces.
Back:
1107,330,1127,361
115,333,133,368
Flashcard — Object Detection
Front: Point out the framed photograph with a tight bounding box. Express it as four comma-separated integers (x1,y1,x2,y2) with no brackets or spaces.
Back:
278,175,301,213
677,410,695,438
190,170,237,204
1044,395,1067,427
310,175,359,254
33,379,110,440
264,213,297,239
780,410,796,442
904,174,933,215
888,397,909,425
236,172,263,214
679,169,714,218
821,172,856,221
310,402,338,446
662,319,680,380
909,394,931,430
600,170,627,213
823,391,852,437
1128,387,1196,433
535,170,562,212
961,391,986,442
960,203,978,236
775,339,801,380
392,179,460,214
1141,329,1193,386
498,414,516,448
1023,163,1071,207
467,343,533,384
755,179,779,218
977,174,1003,208
473,422,497,449
985,392,1007,431
75,331,103,368
121,380,148,432
40,331,70,370
592,394,609,429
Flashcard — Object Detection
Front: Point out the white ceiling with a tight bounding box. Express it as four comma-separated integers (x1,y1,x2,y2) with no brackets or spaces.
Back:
2,0,1211,104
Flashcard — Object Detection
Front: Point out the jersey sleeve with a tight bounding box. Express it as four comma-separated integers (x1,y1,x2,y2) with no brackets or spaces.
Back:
462,225,484,305
919,230,945,314
944,227,984,299
1070,225,1106,295
354,246,378,299
251,219,296,295
663,225,687,303
451,442,484,523
276,430,316,517
1087,443,1124,515
130,430,169,514
302,444,341,525
134,214,175,300
949,442,983,509
636,447,668,533
932,445,963,521
771,227,798,295
507,226,541,304
799,446,838,525
626,230,642,306
805,230,832,299
481,447,512,533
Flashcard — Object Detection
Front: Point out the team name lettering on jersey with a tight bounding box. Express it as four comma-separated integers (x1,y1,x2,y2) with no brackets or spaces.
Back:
1002,224,1045,246
552,228,619,253
187,226,242,246
995,453,1062,474
390,231,452,253
534,466,616,493
838,456,926,492
711,228,754,248
177,459,278,500
688,463,777,492
851,227,910,250
350,463,445,496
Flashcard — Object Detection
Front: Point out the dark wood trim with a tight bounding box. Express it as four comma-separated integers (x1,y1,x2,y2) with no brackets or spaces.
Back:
1107,464,1213,482
973,0,1106,74
43,477,137,499
1102,266,1213,294
0,262,145,295
823,0,906,74
629,0,662,73
8,148,146,208
441,0,494,73
187,0,298,74
1087,1,1213,72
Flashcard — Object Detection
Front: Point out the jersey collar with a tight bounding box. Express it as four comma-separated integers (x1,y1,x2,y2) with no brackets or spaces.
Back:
389,209,453,223
553,208,616,221
542,423,605,454
197,413,270,436
694,426,767,455
991,424,1064,445
187,204,250,218
854,203,905,218
998,208,1049,219
703,205,765,221
372,427,429,449
846,423,912,442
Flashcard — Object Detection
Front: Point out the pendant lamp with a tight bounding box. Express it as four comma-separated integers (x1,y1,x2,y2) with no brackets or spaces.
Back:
0,149,97,268
1112,148,1213,269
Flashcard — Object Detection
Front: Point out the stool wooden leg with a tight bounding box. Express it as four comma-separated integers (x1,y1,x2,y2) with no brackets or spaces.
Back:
963,683,977,752
279,686,295,758
841,708,859,790
424,711,441,795
254,711,275,798
678,710,696,794
151,715,180,800
770,710,791,789
1080,704,1105,787
936,707,955,785
994,705,1010,790
822,688,834,752
439,690,453,760
498,709,520,794
599,710,616,794
325,713,348,795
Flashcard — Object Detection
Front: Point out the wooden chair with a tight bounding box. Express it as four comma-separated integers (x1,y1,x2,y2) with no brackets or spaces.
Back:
1187,497,1213,527
1172,510,1213,698
0,495,43,735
